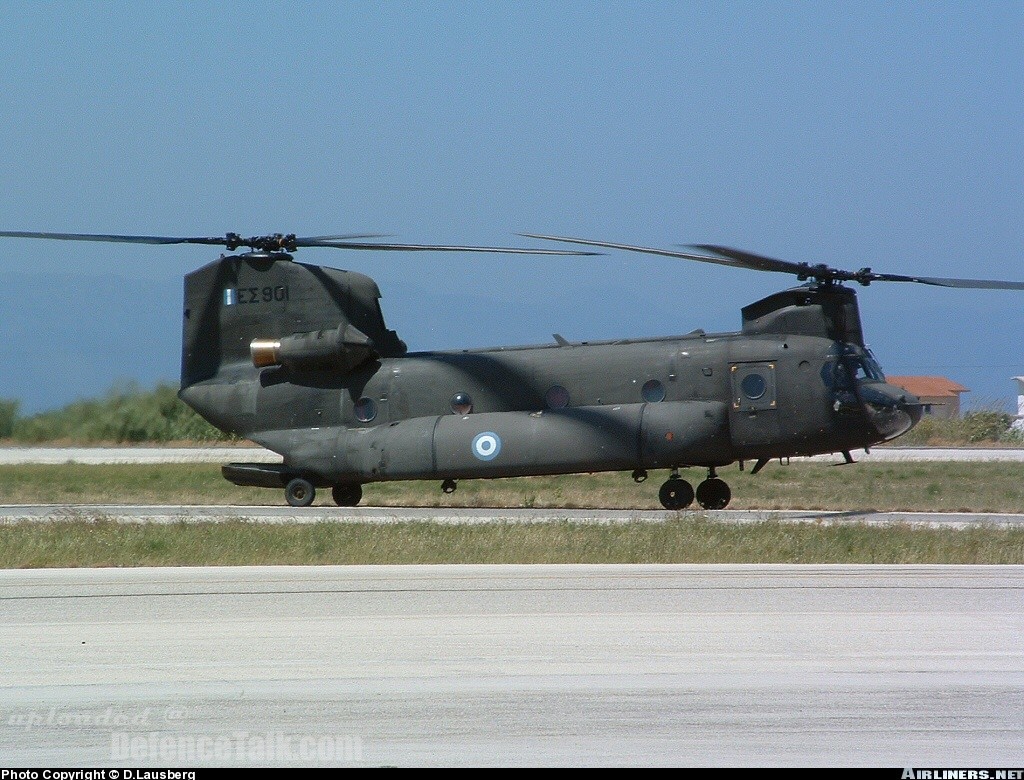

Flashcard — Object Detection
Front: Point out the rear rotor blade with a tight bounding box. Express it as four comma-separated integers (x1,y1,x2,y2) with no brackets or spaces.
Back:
0,230,228,246
312,238,600,255
0,230,601,256
518,234,748,268
296,234,393,243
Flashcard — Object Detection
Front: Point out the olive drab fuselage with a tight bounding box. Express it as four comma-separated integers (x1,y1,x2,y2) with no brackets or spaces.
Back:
177,251,922,505
10,227,1021,510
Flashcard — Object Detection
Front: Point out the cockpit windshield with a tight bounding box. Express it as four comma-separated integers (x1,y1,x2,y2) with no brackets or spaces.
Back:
863,349,886,381
827,350,886,390
851,355,885,382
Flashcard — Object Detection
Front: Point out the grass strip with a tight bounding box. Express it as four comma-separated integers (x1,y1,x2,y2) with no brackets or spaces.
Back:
2,461,1023,513
2,516,1024,568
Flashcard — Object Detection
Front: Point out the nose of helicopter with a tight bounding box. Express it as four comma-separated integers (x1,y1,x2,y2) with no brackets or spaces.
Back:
860,382,923,440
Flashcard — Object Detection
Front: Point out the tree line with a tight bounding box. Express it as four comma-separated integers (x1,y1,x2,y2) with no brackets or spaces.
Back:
0,383,230,443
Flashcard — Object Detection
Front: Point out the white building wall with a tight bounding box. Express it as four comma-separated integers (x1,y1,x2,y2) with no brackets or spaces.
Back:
1013,377,1024,432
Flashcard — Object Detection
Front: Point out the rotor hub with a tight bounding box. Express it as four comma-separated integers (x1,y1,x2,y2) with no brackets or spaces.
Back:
226,233,298,253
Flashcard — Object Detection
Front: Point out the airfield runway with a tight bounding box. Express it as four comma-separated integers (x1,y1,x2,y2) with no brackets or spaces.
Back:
2,564,1023,767
3,504,1024,528
3,447,1023,766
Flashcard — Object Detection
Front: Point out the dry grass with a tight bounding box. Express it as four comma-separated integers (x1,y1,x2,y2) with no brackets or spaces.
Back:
2,516,1023,568
4,461,1023,567
1,461,1023,513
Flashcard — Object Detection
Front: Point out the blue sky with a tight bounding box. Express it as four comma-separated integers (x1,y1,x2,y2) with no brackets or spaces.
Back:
1,2,1022,414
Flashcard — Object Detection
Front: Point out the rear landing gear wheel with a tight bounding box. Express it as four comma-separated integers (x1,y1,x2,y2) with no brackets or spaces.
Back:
658,477,694,510
332,483,363,507
441,479,457,494
285,477,315,507
695,478,731,510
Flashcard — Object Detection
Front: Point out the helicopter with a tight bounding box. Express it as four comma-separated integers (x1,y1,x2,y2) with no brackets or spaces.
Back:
3,229,1023,511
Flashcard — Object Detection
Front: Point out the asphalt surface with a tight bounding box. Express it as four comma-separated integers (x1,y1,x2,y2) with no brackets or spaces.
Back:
2,564,1022,767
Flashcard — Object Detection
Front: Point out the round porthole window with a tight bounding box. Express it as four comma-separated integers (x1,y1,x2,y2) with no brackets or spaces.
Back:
353,396,377,422
741,373,767,400
450,392,473,415
545,385,570,409
641,379,666,403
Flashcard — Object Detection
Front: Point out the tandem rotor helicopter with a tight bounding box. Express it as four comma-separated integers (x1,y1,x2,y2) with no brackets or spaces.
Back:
3,229,1023,510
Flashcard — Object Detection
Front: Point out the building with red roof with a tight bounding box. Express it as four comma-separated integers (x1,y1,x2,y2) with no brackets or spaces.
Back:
885,376,969,419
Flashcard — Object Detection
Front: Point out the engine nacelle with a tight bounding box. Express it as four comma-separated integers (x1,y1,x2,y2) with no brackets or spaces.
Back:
251,324,375,372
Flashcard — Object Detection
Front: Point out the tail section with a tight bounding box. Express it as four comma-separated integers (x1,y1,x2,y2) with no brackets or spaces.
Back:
180,253,405,390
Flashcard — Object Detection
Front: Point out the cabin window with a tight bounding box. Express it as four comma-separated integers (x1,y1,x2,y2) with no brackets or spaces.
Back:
450,392,473,415
641,379,666,403
545,385,570,409
354,397,377,423
740,373,767,400
730,362,777,411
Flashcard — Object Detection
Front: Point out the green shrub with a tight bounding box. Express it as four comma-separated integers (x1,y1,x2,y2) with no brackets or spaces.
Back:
0,398,18,439
895,409,1015,445
10,382,230,443
958,410,1014,442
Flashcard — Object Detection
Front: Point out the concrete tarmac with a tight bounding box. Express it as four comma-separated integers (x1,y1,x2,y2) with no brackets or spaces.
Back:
1,564,1022,767
3,504,1024,528
3,447,1022,766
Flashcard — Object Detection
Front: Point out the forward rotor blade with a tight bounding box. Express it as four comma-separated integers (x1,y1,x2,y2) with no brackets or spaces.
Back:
699,246,1024,288
688,244,826,276
869,273,1024,290
524,234,1024,289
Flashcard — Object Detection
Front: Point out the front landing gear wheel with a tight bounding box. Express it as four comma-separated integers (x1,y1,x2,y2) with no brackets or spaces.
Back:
332,483,363,507
285,477,315,507
695,478,731,510
658,477,694,510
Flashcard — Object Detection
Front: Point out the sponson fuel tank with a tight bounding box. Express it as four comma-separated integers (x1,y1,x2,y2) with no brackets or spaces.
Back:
242,400,731,484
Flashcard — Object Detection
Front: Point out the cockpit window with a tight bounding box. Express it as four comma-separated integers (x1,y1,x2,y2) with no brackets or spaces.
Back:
823,356,884,389
862,354,886,381
851,357,885,382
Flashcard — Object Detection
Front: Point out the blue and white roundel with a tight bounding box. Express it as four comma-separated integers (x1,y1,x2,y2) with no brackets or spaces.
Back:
471,431,502,461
